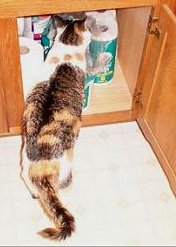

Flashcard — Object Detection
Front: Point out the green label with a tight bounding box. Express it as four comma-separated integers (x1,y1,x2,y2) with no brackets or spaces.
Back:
89,38,117,84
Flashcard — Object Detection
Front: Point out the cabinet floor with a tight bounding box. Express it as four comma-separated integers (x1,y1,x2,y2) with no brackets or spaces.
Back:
0,122,175,246
83,61,132,115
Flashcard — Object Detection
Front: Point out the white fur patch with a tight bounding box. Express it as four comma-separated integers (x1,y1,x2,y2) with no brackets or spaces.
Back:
22,147,72,192
41,30,91,81
59,153,73,184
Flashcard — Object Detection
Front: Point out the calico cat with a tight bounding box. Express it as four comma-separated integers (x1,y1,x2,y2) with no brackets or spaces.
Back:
22,15,91,240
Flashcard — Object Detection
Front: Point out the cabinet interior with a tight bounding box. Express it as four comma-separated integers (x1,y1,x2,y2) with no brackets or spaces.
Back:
19,6,151,116
84,6,151,115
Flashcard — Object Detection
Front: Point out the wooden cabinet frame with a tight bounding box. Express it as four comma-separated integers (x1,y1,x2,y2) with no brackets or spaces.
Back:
0,0,156,17
0,0,176,194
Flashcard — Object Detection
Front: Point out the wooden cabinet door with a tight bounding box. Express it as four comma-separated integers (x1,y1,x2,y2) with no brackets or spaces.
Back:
0,76,8,135
0,18,24,135
138,4,176,193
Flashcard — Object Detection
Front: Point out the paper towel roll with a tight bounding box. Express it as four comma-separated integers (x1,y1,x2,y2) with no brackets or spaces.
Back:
86,10,118,41
19,37,44,98
86,10,118,84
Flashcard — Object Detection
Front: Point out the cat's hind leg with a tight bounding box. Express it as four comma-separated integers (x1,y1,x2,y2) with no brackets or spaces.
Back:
59,148,74,189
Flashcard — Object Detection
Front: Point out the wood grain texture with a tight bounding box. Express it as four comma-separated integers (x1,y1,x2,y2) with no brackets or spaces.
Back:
0,18,24,131
136,0,176,117
167,0,176,14
138,5,176,193
0,127,22,137
9,126,22,134
83,61,132,115
0,73,8,134
0,0,156,18
156,0,176,15
118,7,151,95
82,110,134,126
138,119,176,196
146,6,176,173
0,111,133,135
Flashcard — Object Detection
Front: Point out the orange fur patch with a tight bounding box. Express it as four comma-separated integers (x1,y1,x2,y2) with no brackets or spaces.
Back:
39,122,58,135
54,110,81,136
64,54,73,61
73,119,81,135
24,103,36,134
49,56,60,64
54,109,77,123
75,53,84,62
38,134,58,145
29,160,59,178
74,22,84,37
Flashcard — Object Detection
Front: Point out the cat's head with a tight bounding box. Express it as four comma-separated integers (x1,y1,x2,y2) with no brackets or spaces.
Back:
52,13,92,48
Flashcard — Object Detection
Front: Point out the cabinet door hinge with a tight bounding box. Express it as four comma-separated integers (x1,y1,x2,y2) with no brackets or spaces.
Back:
148,15,161,39
133,90,143,106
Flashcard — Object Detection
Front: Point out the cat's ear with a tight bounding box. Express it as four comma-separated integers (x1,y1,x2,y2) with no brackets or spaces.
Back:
52,15,67,29
74,20,86,33
72,20,88,45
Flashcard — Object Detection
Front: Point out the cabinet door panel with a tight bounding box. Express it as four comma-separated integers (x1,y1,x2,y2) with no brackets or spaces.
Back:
138,5,176,191
0,79,8,134
0,18,24,134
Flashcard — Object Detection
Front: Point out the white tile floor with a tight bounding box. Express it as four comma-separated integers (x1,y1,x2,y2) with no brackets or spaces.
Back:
0,121,176,246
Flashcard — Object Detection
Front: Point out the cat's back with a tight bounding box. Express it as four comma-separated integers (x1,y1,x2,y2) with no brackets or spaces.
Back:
49,62,85,118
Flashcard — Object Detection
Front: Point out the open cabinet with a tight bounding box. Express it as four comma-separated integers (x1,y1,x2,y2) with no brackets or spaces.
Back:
0,0,176,194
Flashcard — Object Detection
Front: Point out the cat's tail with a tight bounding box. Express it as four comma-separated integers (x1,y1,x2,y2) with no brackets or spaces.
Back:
29,160,75,241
